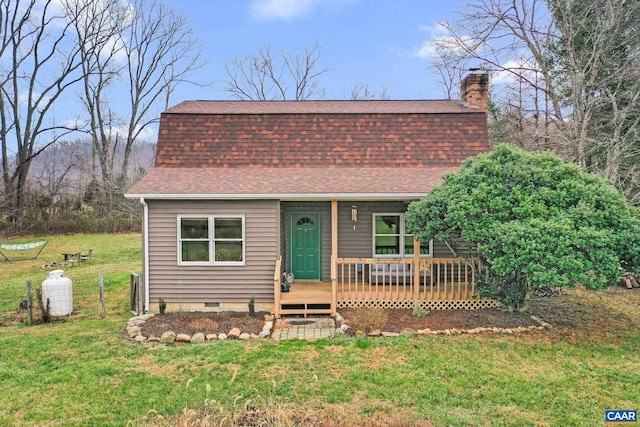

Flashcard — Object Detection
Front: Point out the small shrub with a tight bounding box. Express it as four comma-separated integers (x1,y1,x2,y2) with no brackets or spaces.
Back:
248,297,255,317
159,298,166,315
186,318,219,334
347,307,388,333
412,307,431,317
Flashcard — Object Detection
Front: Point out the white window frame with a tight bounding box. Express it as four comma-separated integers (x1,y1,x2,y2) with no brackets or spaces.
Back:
177,215,245,266
372,213,432,258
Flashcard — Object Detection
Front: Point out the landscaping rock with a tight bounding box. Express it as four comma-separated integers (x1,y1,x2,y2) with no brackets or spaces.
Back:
381,331,400,337
160,331,176,343
127,326,142,338
239,332,250,340
206,333,218,341
134,335,147,342
191,333,205,344
400,328,416,337
368,329,382,337
128,318,147,327
218,333,228,340
259,330,271,338
228,328,241,339
176,334,191,342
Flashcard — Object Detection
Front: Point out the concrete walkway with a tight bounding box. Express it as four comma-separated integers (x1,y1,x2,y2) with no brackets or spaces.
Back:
271,317,336,340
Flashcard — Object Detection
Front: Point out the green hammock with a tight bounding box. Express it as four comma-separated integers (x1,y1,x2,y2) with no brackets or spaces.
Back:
0,240,48,262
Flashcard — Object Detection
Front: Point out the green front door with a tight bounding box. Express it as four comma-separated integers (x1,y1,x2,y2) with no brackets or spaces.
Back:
290,214,320,280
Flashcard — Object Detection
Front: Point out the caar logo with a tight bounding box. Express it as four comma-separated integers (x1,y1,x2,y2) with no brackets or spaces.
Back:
605,410,637,426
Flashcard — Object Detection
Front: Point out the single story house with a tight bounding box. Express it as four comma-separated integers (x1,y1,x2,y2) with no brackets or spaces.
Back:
126,73,497,317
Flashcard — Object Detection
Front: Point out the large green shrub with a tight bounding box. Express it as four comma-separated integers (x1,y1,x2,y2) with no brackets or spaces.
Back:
407,144,640,310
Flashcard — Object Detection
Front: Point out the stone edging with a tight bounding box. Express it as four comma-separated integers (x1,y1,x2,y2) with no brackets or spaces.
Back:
126,313,275,345
126,312,553,345
334,312,553,337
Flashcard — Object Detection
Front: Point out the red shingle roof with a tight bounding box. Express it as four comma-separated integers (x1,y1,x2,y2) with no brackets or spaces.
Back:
126,166,458,200
126,99,488,198
165,100,480,115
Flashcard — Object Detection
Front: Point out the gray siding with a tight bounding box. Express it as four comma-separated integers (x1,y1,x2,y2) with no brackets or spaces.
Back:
336,201,460,259
147,199,279,303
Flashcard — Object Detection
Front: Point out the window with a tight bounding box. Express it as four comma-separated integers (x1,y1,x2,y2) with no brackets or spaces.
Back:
373,213,431,257
178,216,245,265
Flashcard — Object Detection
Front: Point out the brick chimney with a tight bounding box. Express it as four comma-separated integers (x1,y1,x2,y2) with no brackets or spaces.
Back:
460,72,489,111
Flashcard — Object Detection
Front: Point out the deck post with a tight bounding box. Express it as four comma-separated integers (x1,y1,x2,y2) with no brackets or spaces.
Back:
331,256,337,316
274,256,282,318
331,200,338,316
413,238,420,302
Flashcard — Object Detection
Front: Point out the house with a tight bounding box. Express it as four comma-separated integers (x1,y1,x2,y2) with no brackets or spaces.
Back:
126,73,497,317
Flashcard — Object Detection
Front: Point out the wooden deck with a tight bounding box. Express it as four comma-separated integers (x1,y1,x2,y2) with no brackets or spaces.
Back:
277,280,479,317
278,281,333,317
273,256,496,318
283,281,475,302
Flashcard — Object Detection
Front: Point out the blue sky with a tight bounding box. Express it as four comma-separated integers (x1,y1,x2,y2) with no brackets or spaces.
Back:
165,0,470,102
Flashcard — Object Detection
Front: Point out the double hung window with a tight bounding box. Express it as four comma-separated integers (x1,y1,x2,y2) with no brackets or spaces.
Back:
178,216,244,265
373,213,431,257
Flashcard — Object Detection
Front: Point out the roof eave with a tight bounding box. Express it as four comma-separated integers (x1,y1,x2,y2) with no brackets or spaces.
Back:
125,192,428,201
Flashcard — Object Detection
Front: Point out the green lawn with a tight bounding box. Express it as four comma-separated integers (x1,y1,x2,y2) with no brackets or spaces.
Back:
0,234,638,426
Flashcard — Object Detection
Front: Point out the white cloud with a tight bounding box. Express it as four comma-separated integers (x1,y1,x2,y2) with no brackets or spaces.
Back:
411,22,478,59
250,0,316,20
492,58,542,85
249,0,354,21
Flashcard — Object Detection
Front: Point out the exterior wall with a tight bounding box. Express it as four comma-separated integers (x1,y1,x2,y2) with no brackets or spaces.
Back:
146,199,279,309
279,201,461,284
336,201,457,259
155,112,489,168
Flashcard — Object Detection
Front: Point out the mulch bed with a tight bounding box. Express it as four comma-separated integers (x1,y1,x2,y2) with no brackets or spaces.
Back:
338,307,538,333
139,311,268,337
134,286,639,340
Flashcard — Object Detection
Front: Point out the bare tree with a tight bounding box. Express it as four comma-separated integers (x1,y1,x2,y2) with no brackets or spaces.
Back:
120,0,205,179
0,0,85,228
66,0,205,210
348,81,391,100
430,0,640,202
224,42,330,100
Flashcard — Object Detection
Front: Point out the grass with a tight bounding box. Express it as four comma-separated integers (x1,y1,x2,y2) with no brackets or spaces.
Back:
0,233,639,426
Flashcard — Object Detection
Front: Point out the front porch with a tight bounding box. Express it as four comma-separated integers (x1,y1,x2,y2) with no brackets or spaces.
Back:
273,257,499,318
274,200,499,318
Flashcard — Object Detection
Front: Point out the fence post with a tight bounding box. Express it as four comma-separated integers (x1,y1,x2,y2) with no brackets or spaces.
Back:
26,280,33,326
129,273,136,312
137,273,144,314
99,274,105,319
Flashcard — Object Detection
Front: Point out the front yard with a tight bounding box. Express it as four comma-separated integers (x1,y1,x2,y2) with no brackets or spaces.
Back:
0,233,638,426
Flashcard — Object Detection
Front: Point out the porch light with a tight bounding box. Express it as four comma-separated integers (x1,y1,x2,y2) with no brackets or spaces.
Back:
351,205,358,230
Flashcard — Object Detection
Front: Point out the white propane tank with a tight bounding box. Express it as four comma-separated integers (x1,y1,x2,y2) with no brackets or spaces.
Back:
42,269,73,316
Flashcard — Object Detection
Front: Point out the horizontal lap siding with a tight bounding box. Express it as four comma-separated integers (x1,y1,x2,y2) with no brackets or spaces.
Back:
147,200,279,304
337,201,461,258
338,201,408,258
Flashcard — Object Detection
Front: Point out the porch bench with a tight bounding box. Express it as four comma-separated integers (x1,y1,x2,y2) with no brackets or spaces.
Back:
370,262,414,285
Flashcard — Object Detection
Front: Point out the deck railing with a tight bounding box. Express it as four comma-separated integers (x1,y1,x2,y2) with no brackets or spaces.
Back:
332,257,481,302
